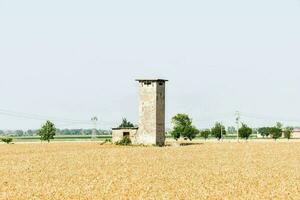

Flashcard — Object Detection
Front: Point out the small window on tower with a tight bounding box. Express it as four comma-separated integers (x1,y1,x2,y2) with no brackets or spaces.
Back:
159,82,163,86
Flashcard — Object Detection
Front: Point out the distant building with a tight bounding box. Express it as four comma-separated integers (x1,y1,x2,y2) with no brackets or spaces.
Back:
112,79,168,146
292,128,300,138
111,127,138,142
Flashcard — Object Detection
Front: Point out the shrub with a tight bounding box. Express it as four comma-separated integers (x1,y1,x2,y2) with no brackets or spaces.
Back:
105,138,112,143
116,136,132,146
1,137,13,144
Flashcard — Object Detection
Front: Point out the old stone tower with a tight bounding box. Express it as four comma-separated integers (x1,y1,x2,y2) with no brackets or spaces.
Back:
136,79,167,146
112,79,167,146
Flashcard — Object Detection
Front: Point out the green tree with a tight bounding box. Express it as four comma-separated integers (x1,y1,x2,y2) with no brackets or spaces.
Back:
239,123,252,140
283,127,293,140
270,127,282,141
170,113,199,141
258,127,271,138
118,118,134,128
170,126,181,140
15,130,24,136
200,129,211,140
181,126,199,141
276,122,283,129
211,122,226,140
38,121,56,142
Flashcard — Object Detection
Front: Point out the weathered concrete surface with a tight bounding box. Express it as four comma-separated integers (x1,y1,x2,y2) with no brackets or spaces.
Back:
136,80,167,146
112,128,138,144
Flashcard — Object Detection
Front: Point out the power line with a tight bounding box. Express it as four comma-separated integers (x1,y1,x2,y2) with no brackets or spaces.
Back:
0,108,90,123
0,108,118,129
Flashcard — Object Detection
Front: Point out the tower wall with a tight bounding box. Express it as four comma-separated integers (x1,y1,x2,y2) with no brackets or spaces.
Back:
136,80,166,145
156,81,166,145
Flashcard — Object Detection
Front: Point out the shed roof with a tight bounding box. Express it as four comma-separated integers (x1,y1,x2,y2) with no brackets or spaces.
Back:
112,127,139,130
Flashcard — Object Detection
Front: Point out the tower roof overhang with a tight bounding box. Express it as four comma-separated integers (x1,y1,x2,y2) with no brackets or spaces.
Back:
135,79,168,82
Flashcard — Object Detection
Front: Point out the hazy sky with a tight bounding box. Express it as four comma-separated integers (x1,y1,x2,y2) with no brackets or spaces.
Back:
0,0,300,130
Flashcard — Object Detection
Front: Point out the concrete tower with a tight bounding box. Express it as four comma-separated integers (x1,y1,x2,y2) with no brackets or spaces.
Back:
135,79,168,146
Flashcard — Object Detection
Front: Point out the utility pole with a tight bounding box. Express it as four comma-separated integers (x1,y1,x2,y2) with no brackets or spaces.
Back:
91,116,98,140
236,111,240,142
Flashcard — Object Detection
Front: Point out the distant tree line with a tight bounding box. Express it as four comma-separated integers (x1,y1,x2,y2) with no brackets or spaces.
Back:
0,128,111,136
169,113,296,141
257,123,294,140
1,115,297,144
169,113,229,141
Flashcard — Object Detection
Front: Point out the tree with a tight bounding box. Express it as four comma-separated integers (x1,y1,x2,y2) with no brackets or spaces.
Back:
38,121,56,142
211,122,226,140
170,113,199,141
200,129,211,140
283,127,293,140
276,122,283,129
238,123,252,140
270,127,282,141
181,126,199,141
258,127,271,138
15,130,24,136
118,118,134,128
170,126,181,141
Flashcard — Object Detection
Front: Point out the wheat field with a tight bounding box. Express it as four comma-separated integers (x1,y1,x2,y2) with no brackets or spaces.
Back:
0,141,300,200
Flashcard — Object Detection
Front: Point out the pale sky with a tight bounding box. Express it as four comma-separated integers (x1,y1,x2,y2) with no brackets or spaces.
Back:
0,0,300,130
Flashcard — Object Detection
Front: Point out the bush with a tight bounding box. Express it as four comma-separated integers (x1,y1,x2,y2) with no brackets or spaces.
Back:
105,138,112,143
115,136,132,146
1,137,13,144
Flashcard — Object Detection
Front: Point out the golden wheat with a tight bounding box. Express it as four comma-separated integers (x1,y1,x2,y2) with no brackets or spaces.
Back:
0,141,300,200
